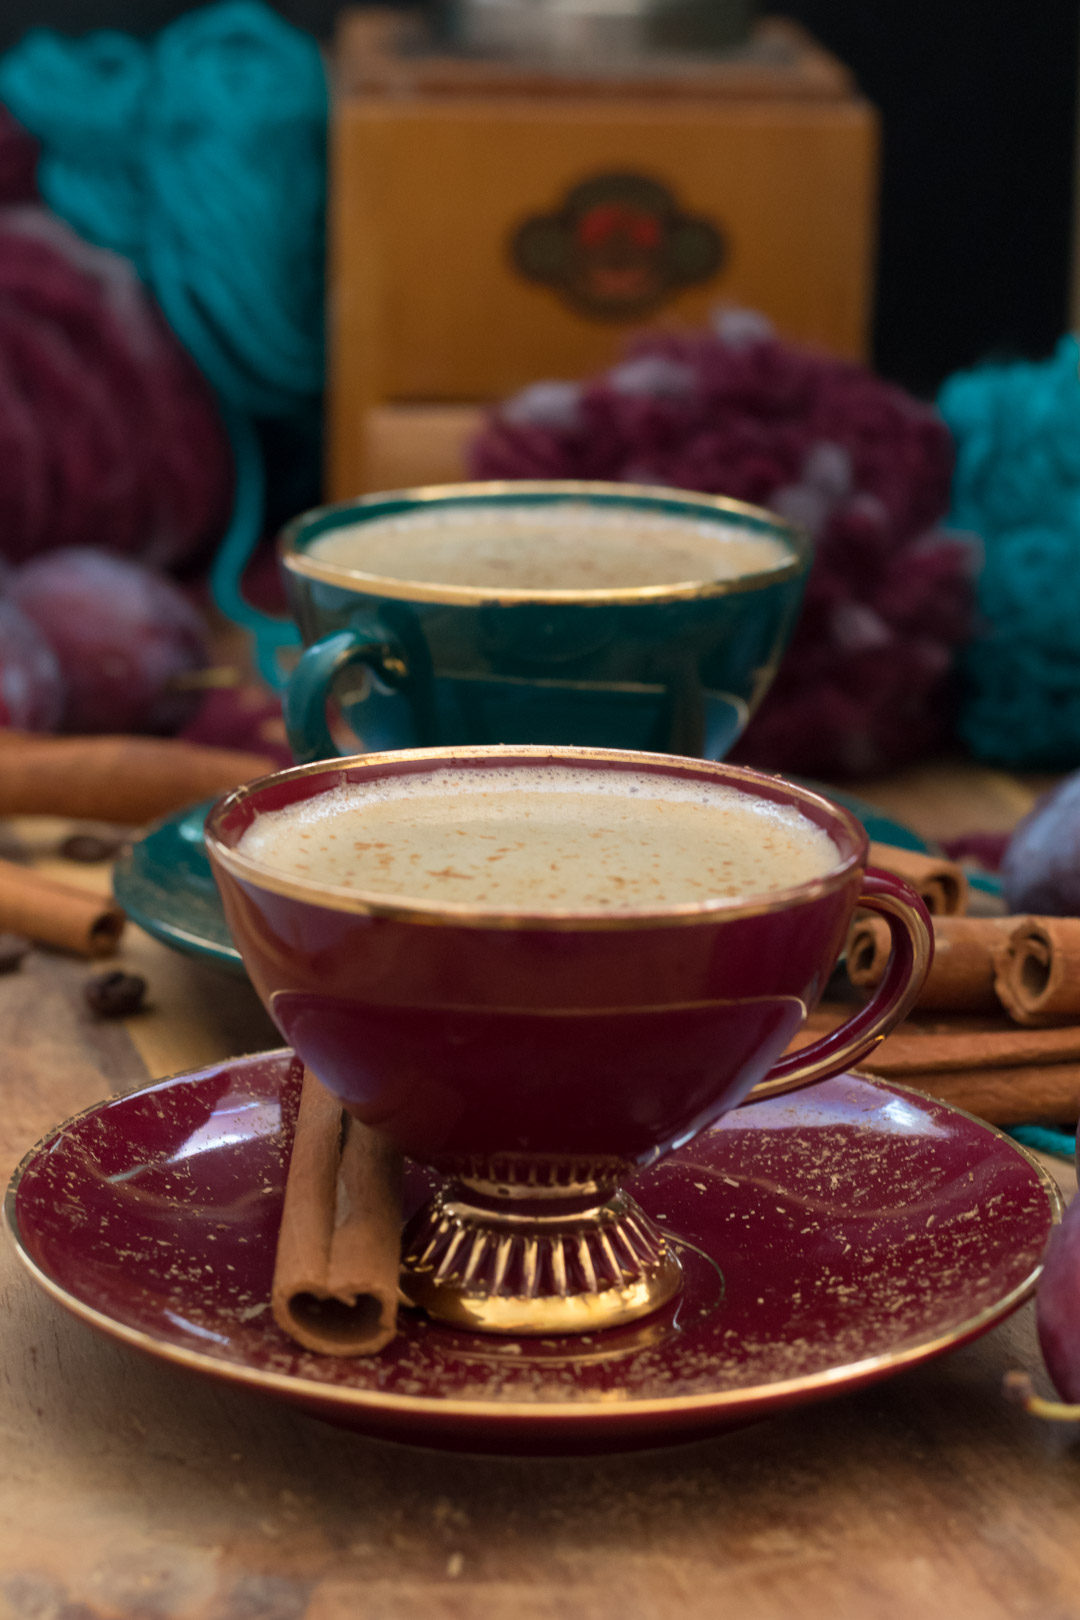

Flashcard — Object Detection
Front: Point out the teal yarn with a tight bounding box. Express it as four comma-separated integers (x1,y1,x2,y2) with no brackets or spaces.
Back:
0,1,327,683
1009,1123,1077,1164
960,525,1080,762
939,336,1080,765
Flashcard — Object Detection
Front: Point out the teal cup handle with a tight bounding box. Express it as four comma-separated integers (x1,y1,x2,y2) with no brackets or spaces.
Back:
284,626,409,764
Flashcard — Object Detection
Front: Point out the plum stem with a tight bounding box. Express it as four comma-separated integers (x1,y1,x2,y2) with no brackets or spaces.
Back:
166,665,244,691
1003,1369,1080,1421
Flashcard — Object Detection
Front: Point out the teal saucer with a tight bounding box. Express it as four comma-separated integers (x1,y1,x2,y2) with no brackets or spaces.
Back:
113,799,244,974
112,784,934,977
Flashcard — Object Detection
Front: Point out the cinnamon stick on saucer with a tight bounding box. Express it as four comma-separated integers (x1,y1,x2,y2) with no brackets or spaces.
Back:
848,915,1013,1012
0,730,276,824
272,1068,404,1356
868,841,969,916
993,917,1080,1027
0,858,125,956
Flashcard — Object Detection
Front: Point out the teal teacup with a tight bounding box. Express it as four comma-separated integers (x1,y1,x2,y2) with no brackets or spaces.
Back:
280,481,809,762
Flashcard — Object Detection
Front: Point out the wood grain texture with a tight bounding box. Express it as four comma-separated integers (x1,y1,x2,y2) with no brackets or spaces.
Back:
1,791,1078,1620
843,764,1059,845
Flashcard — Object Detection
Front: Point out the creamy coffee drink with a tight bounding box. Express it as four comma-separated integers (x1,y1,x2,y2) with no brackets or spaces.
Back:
237,765,839,911
306,501,793,592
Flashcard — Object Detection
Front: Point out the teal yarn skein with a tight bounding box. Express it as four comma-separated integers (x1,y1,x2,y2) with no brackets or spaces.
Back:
0,1,328,683
939,335,1080,767
1009,1123,1077,1163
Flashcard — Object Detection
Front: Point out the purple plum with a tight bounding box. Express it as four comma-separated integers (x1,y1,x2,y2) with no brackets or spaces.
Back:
8,548,210,734
1005,1170,1080,1422
1001,773,1080,915
0,599,66,730
1036,1188,1080,1405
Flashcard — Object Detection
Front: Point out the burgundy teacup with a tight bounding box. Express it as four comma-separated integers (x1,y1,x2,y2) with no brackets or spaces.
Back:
206,746,932,1335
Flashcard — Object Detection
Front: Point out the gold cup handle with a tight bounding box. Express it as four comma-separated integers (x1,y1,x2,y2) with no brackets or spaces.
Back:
740,867,934,1106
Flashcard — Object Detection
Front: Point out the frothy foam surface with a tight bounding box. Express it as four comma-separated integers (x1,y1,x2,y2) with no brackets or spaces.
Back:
306,502,792,592
237,766,840,911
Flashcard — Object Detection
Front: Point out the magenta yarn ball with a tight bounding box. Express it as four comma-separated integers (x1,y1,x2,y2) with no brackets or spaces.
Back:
0,206,231,570
470,316,975,778
0,104,37,205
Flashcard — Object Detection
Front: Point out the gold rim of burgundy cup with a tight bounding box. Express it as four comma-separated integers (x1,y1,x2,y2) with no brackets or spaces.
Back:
206,743,866,932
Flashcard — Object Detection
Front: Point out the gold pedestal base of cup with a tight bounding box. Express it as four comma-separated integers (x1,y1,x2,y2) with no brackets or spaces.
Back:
400,1180,683,1335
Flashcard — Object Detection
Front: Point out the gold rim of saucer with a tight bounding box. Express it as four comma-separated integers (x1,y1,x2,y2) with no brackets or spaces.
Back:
3,1065,1064,1428
278,479,810,607
205,745,867,933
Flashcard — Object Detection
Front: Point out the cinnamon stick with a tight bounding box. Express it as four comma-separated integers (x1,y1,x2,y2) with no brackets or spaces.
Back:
993,917,1080,1027
0,858,125,956
868,841,969,916
848,915,1013,1012
0,731,276,824
271,1068,404,1356
788,1003,1080,1125
885,1063,1080,1127
786,991,1080,1121
791,1002,1080,1071
866,1021,1080,1074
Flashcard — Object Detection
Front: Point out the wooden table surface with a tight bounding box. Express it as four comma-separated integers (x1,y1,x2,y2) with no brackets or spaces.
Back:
1,763,1078,1620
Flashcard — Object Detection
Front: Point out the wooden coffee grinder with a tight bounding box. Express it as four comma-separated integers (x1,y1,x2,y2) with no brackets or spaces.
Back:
328,0,879,496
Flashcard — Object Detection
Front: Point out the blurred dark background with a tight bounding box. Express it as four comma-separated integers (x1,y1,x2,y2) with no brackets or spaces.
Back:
1,0,1075,398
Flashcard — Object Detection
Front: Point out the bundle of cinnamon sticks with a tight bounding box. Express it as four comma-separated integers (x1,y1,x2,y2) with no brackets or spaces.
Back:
848,912,1080,1027
867,841,970,918
839,841,1080,1128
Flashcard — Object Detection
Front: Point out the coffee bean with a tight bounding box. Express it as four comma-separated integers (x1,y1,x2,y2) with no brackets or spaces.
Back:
0,933,30,973
84,970,147,1017
61,833,125,863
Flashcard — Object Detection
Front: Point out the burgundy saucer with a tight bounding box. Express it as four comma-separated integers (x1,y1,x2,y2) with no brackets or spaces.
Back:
4,1051,1060,1454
